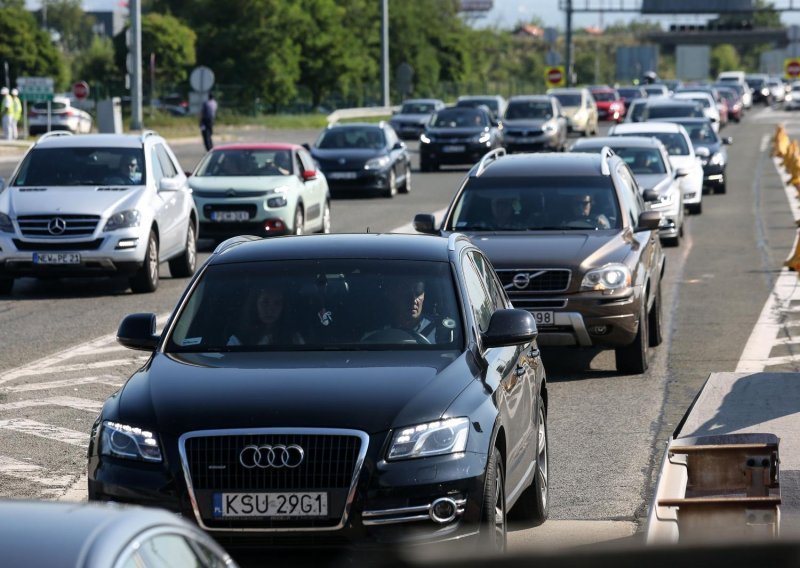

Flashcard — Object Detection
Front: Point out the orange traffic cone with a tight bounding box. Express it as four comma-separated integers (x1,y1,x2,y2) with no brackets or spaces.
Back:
776,125,790,157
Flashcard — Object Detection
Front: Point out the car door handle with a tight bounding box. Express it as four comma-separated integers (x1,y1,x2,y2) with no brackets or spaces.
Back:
528,348,540,359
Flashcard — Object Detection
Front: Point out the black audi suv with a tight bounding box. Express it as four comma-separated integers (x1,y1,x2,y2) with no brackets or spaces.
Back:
87,233,549,554
419,106,504,171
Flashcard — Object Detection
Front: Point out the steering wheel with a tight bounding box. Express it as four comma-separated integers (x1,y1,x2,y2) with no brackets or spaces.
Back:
362,328,431,345
563,219,597,230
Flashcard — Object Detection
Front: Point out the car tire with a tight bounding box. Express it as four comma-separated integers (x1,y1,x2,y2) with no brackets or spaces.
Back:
615,301,649,374
662,234,680,248
480,446,507,553
293,206,305,235
317,200,331,234
0,278,13,295
399,163,411,194
687,202,703,215
383,169,397,198
168,221,197,278
130,230,159,294
715,181,727,195
508,397,549,526
648,284,663,347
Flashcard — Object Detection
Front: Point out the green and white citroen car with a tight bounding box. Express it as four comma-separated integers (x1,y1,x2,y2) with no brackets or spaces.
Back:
189,143,331,241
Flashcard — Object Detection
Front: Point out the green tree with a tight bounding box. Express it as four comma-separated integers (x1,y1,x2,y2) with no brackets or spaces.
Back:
711,44,741,76
42,0,95,54
74,36,118,93
0,6,67,89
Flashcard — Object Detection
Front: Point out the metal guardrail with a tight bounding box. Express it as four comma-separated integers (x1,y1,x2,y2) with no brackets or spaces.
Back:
326,106,401,125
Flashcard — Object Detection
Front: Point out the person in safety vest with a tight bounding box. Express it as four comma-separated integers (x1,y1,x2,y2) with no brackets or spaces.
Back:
0,87,12,140
10,89,22,140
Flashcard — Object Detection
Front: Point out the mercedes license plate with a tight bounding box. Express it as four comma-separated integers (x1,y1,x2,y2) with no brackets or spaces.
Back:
211,211,249,222
33,252,81,265
442,145,466,153
213,492,328,518
532,311,554,326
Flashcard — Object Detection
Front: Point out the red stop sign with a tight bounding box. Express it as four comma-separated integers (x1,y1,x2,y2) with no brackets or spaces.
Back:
788,61,800,78
547,68,563,86
73,81,90,100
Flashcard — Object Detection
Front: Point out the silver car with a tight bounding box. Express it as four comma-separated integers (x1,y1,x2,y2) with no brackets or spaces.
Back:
0,131,198,294
389,98,445,140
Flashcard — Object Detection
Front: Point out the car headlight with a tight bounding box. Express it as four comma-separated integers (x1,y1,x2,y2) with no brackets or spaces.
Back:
709,152,724,166
581,263,632,291
0,212,13,233
103,209,141,231
649,190,677,209
543,122,557,133
266,186,288,208
762,88,769,96
471,132,491,144
387,417,469,460
420,133,431,144
100,421,162,462
364,155,391,170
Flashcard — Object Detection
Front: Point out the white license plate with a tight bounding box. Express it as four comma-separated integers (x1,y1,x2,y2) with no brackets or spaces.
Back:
327,171,357,180
211,211,249,222
442,145,466,153
532,311,554,326
33,252,81,265
213,492,328,518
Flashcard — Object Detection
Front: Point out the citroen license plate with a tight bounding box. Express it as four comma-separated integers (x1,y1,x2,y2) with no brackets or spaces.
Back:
211,211,249,222
532,311,554,326
213,492,328,518
33,253,81,265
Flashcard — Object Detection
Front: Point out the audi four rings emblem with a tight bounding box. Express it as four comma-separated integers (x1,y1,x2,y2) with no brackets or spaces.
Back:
48,217,67,235
239,444,305,469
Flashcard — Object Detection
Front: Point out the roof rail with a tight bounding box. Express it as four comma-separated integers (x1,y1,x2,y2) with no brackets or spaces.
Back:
140,130,159,143
447,232,469,251
212,235,262,255
471,147,507,177
35,131,73,144
599,146,615,176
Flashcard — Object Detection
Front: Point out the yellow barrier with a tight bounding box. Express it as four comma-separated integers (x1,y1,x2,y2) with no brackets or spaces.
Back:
775,125,790,158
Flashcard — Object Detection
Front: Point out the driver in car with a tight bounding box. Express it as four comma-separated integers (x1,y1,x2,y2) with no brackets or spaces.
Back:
568,192,610,229
362,278,439,344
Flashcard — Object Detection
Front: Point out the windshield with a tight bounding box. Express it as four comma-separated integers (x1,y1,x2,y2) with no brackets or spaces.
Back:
430,108,487,128
646,105,704,119
615,147,667,174
746,78,765,88
679,122,718,144
194,148,293,177
400,102,435,114
614,131,690,156
618,88,641,99
458,98,499,113
552,93,581,107
167,260,463,352
644,86,666,95
679,96,711,108
12,147,147,186
317,127,385,149
504,101,553,120
592,91,617,102
446,177,621,231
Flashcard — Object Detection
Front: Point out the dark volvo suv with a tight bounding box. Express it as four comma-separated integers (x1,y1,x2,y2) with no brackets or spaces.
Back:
415,149,665,374
87,233,548,553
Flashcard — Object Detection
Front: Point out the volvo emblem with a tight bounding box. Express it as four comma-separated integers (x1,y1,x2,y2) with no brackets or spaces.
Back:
48,217,67,235
507,270,547,291
239,444,305,469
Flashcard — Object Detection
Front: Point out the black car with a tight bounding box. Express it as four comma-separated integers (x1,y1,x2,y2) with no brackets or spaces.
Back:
660,117,732,194
415,150,665,374
88,233,549,553
420,106,504,171
308,122,411,198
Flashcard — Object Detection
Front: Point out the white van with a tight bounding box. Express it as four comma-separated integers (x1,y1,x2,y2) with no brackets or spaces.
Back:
717,71,752,108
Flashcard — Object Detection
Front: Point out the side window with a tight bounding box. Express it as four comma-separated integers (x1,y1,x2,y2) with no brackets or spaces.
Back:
155,144,178,177
462,254,493,333
150,148,165,185
136,533,208,568
470,251,507,310
298,150,315,172
616,165,642,228
385,126,398,148
293,152,304,178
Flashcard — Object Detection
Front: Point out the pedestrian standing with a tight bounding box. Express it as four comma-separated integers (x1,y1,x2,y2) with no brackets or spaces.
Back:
10,89,22,140
0,87,13,141
200,92,217,151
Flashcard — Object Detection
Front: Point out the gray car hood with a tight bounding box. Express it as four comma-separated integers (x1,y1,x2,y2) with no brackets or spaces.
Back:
3,185,146,219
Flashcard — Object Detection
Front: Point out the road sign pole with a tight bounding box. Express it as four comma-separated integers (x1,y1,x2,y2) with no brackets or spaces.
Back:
381,0,390,107
565,0,573,86
130,0,143,130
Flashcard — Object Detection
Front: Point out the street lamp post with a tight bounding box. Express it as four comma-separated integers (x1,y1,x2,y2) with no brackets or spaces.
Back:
381,0,390,107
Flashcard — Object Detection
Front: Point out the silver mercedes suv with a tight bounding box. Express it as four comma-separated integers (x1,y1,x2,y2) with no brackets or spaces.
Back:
0,131,198,294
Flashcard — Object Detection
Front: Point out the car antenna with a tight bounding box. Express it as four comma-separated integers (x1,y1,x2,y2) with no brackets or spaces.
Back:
366,226,371,233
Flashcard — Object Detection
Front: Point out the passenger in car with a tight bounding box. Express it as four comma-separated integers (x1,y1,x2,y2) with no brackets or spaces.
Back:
227,285,304,346
490,195,527,230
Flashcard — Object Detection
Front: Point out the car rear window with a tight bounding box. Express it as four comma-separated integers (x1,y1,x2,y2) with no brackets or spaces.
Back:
551,93,581,107
645,105,704,119
401,102,435,114
167,259,464,352
613,131,690,156
592,91,617,102
504,101,553,120
32,102,67,112
12,147,147,186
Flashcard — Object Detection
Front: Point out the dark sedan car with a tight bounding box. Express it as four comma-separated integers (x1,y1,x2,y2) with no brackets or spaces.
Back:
88,233,549,553
502,95,568,153
420,106,504,171
0,500,237,568
415,150,665,374
308,122,411,198
660,117,732,194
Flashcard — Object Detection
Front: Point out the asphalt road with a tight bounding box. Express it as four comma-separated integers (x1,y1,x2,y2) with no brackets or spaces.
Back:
0,108,791,556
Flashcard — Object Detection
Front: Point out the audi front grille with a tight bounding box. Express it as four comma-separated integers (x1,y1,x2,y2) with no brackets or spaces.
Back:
179,428,369,532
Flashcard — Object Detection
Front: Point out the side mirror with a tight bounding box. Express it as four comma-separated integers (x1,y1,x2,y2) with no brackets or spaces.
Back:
0,177,4,191
184,171,192,178
694,147,710,158
117,313,159,351
642,189,660,202
723,136,733,145
636,210,662,232
302,143,311,151
302,170,317,181
413,213,437,234
392,141,404,151
674,168,689,178
159,177,183,192
482,309,538,348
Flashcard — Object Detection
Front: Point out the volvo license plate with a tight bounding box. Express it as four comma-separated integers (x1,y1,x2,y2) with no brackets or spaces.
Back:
33,253,81,265
211,211,249,222
532,311,554,326
213,492,328,518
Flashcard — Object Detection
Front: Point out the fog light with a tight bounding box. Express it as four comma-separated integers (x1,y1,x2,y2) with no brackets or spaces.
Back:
264,219,286,233
588,325,609,335
430,497,458,524
116,238,138,249
684,192,696,199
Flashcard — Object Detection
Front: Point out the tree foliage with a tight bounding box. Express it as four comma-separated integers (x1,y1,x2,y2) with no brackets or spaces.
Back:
0,6,67,89
74,36,118,89
711,44,741,77
42,0,95,54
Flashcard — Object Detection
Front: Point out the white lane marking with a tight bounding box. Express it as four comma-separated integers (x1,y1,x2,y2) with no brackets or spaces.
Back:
389,207,448,234
0,455,74,488
0,358,146,385
0,419,89,447
760,134,770,152
7,375,124,393
0,396,102,412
